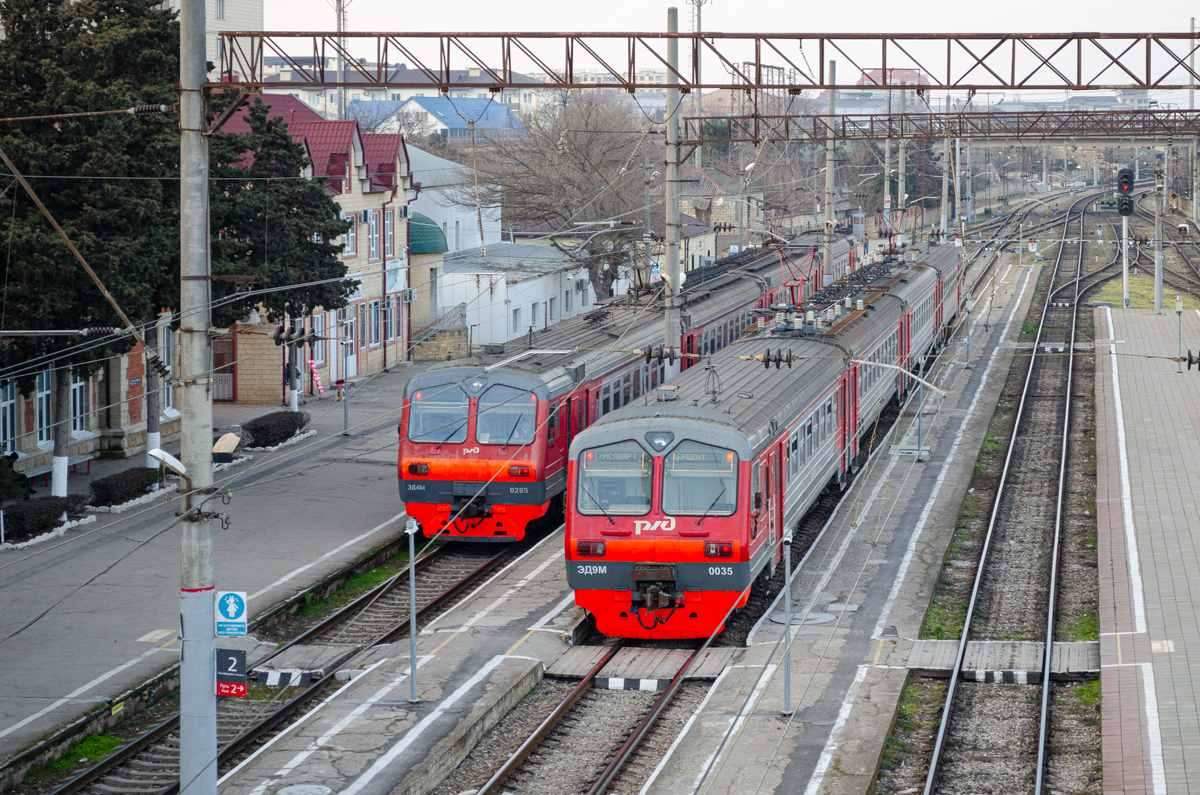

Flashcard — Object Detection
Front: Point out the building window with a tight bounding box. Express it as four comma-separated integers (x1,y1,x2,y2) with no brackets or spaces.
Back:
383,300,393,341
370,300,381,346
391,92,402,101
312,313,326,364
36,370,51,445
394,296,403,340
368,210,380,260
531,301,540,328
512,306,521,334
216,0,225,18
352,92,361,101
549,296,557,322
359,303,368,349
0,380,14,454
71,371,87,433
455,220,461,250
429,267,439,313
564,289,572,314
342,214,357,255
384,210,394,258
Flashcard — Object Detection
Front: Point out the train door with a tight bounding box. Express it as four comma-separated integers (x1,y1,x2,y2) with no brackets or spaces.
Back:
766,452,779,548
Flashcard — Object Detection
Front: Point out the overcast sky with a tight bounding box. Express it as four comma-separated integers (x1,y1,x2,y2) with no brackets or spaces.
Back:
265,0,1198,37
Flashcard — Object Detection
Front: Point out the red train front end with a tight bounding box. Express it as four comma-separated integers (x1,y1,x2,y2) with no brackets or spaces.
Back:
399,368,558,542
566,422,768,639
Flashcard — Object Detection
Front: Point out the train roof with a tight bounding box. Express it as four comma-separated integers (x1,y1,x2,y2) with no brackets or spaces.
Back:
414,231,855,397
571,246,957,458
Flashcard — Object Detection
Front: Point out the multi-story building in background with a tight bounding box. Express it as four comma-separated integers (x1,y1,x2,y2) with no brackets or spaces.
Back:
162,0,262,66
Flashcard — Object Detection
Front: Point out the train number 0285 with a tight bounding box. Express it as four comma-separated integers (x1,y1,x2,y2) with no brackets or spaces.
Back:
708,566,733,576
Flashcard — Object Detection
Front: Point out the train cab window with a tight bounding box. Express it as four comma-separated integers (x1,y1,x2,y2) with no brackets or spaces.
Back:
662,441,738,516
476,384,537,446
407,385,469,444
578,441,652,515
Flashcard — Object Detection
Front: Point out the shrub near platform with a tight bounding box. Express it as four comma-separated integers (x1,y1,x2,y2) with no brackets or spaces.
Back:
242,411,309,448
90,467,163,508
3,495,89,543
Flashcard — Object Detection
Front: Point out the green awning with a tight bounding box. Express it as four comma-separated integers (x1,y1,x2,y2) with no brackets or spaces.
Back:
409,211,448,255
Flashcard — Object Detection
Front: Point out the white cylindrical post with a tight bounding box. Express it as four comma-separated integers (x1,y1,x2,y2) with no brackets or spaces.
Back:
407,517,419,702
966,299,974,368
1123,215,1130,308
1178,295,1184,374
824,61,837,281
664,7,682,376
782,535,792,715
1157,173,1165,313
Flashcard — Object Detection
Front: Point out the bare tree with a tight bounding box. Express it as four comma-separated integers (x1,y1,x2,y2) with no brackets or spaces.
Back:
450,92,660,300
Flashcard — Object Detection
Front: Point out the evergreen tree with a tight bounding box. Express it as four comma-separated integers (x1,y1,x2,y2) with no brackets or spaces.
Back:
0,0,180,380
208,100,353,327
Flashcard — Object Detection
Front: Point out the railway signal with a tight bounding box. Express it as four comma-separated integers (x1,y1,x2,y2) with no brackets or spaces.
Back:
1117,167,1135,216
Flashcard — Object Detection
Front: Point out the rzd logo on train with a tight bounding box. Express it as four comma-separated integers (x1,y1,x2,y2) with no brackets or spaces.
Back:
633,517,676,535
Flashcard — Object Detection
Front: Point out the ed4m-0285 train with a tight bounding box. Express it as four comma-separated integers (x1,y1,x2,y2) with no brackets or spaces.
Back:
564,242,963,639
396,233,857,542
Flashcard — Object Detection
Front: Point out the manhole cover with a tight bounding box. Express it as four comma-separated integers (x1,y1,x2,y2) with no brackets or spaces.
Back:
769,612,835,625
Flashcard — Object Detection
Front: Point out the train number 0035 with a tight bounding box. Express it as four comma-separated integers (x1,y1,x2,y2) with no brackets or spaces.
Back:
708,566,733,576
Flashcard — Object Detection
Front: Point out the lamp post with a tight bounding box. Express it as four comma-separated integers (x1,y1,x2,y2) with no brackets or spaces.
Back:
406,517,420,702
1178,294,1184,374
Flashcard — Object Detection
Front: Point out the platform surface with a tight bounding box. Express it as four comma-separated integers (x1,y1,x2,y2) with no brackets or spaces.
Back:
1095,307,1200,795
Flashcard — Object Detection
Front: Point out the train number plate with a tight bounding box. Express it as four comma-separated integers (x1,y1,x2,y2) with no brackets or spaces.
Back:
631,566,675,581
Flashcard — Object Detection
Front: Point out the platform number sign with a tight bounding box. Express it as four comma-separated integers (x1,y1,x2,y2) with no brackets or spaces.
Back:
216,648,247,698
215,591,247,637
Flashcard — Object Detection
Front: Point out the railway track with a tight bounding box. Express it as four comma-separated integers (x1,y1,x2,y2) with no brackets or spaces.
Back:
49,539,522,795
470,642,702,795
922,194,1090,795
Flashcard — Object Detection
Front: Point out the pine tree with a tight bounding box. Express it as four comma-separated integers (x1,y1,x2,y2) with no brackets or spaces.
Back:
208,100,353,328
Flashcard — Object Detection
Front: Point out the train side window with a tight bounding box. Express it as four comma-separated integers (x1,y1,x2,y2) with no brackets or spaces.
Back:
548,403,559,442
622,372,632,405
751,462,761,512
806,420,813,457
631,369,642,401
650,365,659,389
602,384,611,416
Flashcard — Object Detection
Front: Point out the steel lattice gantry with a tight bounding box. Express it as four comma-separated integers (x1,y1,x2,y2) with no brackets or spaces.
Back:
681,109,1200,145
215,32,1200,92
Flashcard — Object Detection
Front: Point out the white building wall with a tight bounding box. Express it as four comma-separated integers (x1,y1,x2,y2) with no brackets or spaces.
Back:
163,0,262,66
439,267,595,346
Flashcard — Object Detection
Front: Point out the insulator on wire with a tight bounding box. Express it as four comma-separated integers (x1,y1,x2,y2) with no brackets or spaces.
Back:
128,104,171,116
81,327,118,336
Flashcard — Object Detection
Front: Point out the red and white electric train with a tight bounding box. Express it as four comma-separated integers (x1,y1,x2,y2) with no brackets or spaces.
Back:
397,233,858,541
564,242,964,639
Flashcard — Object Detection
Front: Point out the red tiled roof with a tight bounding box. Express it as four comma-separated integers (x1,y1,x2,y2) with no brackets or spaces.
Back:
287,120,359,193
362,133,403,192
221,95,323,135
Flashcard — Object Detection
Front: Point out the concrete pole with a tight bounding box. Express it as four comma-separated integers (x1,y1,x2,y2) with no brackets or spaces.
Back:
955,136,962,228
1123,215,1130,308
966,138,973,222
941,98,950,238
738,149,745,250
1042,144,1049,190
50,367,69,497
782,535,792,715
336,0,345,120
643,152,653,286
1156,171,1165,313
146,320,161,469
898,89,906,241
1193,17,1198,224
694,0,703,171
884,89,892,234
406,518,419,702
823,60,836,282
664,7,682,371
179,3,217,794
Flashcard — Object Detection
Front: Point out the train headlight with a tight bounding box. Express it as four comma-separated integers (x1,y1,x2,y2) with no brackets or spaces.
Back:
576,540,606,556
704,542,733,558
407,462,430,475
508,465,532,477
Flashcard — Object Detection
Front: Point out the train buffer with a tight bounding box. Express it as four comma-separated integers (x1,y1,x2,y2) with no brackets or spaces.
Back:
907,639,1099,683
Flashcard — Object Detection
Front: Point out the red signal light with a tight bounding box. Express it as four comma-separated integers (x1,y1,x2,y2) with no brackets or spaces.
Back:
576,540,606,556
414,391,423,400
704,542,733,558
508,465,532,477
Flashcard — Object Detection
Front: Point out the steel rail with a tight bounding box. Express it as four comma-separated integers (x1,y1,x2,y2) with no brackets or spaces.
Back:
586,646,702,795
48,539,518,795
921,193,1091,795
477,640,628,795
1032,197,1086,795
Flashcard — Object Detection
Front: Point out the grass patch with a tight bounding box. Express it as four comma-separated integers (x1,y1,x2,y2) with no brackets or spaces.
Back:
1090,273,1200,310
1062,613,1100,641
40,735,125,777
296,543,430,619
1076,679,1101,708
1021,320,1038,339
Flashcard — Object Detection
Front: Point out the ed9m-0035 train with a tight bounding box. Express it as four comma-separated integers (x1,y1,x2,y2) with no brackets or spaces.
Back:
397,233,857,542
564,243,963,639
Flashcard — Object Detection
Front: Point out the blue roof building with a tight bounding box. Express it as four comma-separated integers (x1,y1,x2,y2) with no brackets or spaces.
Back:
347,97,524,139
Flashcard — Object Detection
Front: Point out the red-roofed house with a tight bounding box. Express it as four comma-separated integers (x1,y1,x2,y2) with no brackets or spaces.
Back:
219,116,414,404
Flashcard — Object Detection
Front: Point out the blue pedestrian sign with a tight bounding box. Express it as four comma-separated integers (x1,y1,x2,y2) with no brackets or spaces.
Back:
216,591,247,637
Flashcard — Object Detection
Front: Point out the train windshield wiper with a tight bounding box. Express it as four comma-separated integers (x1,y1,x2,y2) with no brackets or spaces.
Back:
580,481,615,525
696,486,726,525
501,414,522,451
432,419,468,451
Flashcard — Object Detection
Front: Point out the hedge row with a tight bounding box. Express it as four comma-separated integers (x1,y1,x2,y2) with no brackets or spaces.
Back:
90,467,163,508
242,411,309,448
3,495,89,543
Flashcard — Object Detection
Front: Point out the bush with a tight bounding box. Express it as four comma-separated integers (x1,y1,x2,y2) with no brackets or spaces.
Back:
3,495,89,543
90,466,163,507
241,411,309,448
